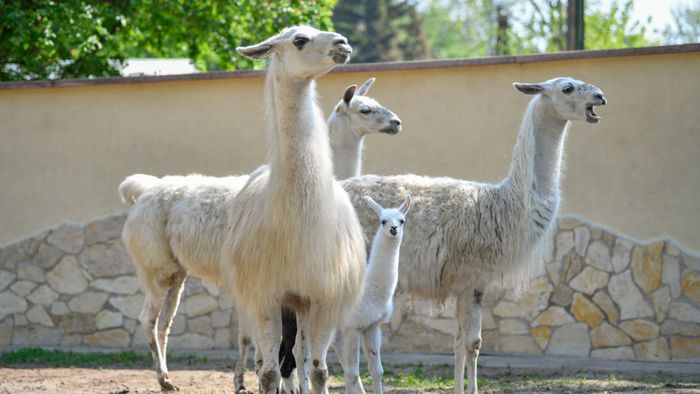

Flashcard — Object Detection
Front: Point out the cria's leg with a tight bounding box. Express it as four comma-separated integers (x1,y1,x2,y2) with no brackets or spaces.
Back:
308,309,336,394
140,291,178,391
340,329,364,394
280,307,298,394
257,311,283,394
454,289,484,394
294,311,311,394
157,270,187,367
363,323,384,394
234,332,252,394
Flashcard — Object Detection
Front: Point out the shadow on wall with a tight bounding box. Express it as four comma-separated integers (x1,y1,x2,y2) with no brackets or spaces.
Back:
0,213,699,361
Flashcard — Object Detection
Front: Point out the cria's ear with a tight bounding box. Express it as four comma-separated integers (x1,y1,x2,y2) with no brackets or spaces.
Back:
343,85,357,105
363,195,383,216
399,194,412,215
237,41,274,59
513,82,544,95
356,77,376,96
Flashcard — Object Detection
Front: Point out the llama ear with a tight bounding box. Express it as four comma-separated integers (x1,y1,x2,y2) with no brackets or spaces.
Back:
356,77,376,96
513,83,544,95
363,195,383,216
399,194,412,215
237,38,276,59
343,85,357,105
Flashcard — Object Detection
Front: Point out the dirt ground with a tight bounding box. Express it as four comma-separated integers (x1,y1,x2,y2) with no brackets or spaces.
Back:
1,360,699,394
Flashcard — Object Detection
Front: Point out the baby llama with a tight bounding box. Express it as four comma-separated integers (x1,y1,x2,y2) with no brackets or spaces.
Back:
335,194,411,394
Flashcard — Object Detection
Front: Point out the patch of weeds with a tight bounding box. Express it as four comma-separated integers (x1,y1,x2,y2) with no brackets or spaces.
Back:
0,348,209,368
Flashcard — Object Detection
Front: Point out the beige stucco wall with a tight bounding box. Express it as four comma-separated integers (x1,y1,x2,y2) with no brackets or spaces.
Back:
1,49,699,251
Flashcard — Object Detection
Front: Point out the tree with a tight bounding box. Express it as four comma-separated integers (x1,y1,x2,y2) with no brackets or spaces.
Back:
0,0,336,81
662,2,700,44
333,0,427,63
584,0,654,50
419,0,657,59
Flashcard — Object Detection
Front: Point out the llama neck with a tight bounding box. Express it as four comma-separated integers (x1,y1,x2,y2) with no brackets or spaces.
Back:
265,61,333,195
329,113,363,179
364,231,402,304
504,95,568,201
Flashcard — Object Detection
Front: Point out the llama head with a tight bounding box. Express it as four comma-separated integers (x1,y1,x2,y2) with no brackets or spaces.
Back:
363,194,412,240
513,77,607,123
237,26,352,80
334,78,402,136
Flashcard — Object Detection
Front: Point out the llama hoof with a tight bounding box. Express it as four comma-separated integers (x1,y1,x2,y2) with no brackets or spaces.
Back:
158,375,179,391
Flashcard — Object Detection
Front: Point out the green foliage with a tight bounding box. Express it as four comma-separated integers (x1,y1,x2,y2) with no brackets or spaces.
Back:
663,2,700,44
333,0,427,63
419,0,659,59
0,0,336,81
0,0,130,80
585,0,655,50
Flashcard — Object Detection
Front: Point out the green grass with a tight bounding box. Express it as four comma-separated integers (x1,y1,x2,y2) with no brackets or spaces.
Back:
0,348,209,368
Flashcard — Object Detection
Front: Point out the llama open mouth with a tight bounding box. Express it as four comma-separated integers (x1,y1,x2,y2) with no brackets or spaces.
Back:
586,105,600,123
330,49,351,64
380,127,401,135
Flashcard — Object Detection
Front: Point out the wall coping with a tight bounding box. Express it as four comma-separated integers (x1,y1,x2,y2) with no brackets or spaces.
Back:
1,43,699,90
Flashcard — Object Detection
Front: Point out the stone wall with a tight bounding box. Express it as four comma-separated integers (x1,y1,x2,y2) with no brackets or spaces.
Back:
1,213,699,361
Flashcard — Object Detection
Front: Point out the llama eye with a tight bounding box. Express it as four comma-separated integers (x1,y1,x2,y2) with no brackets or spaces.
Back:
400,219,405,225
381,220,387,225
293,36,310,49
360,107,371,114
562,85,574,94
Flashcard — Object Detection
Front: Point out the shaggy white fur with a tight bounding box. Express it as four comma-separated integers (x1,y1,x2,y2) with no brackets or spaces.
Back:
335,195,411,394
118,78,402,393
340,77,606,394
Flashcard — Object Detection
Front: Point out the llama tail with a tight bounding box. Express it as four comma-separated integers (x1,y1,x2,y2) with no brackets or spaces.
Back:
118,174,160,206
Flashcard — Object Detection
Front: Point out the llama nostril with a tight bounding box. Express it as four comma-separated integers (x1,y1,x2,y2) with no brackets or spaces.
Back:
333,38,348,46
594,93,605,103
391,119,401,126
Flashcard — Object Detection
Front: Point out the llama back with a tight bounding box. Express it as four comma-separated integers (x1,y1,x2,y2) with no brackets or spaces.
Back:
342,174,542,300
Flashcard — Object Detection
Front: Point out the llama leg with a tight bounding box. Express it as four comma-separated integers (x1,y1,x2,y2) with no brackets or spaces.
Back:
340,329,364,394
363,323,384,394
280,307,298,394
257,312,283,394
157,270,187,367
294,311,311,394
308,312,336,394
140,291,177,391
234,333,252,394
455,290,484,394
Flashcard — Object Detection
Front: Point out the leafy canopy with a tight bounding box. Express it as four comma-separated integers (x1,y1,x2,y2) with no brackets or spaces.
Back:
0,0,336,81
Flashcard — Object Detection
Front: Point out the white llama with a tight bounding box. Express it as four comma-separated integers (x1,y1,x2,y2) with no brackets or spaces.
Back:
335,194,411,394
224,26,366,394
339,77,607,394
118,78,400,392
330,77,402,179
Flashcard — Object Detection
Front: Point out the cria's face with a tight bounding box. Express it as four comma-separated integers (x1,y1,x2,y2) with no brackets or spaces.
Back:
378,209,406,239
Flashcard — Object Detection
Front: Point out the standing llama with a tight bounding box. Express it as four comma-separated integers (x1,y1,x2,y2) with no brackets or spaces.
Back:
330,77,402,179
224,26,366,394
335,194,411,394
119,77,400,392
337,77,607,394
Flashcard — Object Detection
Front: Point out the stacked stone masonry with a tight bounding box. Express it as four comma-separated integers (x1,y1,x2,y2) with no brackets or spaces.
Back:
0,213,699,362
